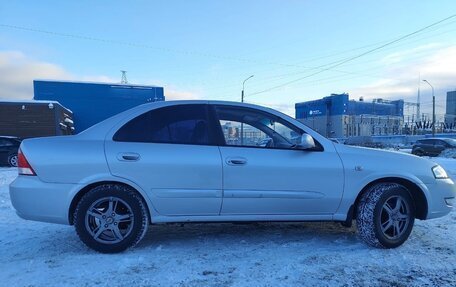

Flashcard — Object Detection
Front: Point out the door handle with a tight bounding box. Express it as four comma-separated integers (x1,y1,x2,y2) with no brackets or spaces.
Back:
117,152,140,161
226,157,247,166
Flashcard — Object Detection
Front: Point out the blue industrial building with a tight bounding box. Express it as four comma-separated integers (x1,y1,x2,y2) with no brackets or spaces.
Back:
295,93,404,138
34,80,165,133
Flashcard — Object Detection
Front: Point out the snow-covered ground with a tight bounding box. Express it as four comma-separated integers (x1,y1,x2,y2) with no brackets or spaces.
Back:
0,167,455,287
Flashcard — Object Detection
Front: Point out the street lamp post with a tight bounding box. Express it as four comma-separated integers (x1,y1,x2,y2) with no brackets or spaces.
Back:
240,75,254,145
241,75,254,103
423,80,435,137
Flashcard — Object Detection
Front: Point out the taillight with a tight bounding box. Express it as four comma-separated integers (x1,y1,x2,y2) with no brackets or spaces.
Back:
18,149,36,176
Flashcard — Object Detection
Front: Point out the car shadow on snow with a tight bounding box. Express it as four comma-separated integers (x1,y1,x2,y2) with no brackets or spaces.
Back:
138,221,361,250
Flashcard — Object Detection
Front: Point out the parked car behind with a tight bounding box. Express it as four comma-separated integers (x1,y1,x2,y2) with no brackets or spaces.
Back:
0,136,21,167
9,101,456,253
412,138,456,157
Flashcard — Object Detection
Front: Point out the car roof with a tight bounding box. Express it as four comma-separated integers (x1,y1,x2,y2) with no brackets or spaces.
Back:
0,136,20,139
420,138,454,141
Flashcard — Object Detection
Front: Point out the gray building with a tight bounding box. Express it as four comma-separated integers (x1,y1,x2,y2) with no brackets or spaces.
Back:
445,91,456,127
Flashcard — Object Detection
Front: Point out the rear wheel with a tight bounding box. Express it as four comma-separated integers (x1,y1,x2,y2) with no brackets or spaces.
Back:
8,154,18,167
356,183,415,248
74,184,149,253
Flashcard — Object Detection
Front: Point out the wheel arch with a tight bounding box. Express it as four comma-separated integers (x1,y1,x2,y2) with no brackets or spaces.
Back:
68,181,152,225
412,148,425,155
353,177,428,220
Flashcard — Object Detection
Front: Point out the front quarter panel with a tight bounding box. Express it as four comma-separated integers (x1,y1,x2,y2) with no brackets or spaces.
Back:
333,145,441,221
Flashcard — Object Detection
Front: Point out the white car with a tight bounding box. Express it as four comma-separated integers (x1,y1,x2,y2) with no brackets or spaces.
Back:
10,101,455,253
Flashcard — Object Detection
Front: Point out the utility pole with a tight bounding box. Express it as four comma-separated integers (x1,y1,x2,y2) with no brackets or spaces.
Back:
417,73,421,121
240,75,254,145
423,80,435,137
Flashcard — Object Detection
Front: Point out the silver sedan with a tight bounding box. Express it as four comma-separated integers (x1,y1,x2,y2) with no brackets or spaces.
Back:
10,101,455,252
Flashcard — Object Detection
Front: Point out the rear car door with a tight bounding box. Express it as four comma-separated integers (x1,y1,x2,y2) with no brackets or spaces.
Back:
212,104,344,215
105,104,223,216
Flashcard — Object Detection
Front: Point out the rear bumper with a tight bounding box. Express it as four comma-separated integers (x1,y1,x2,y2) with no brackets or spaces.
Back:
9,176,82,225
422,178,456,219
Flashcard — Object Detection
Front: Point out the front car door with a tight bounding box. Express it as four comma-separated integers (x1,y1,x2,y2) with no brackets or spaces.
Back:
105,103,223,216
424,139,438,156
212,104,344,216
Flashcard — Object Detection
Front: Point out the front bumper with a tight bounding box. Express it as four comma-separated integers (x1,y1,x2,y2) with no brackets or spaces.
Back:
9,175,82,225
422,178,456,219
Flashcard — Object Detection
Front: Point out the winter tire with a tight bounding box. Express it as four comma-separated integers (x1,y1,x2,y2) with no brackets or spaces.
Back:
74,184,149,253
356,183,415,248
8,154,18,167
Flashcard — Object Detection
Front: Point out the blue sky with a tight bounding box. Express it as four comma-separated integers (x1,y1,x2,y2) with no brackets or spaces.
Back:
1,1,455,116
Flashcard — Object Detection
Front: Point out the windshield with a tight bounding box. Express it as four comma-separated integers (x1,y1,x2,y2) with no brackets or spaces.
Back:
444,138,456,147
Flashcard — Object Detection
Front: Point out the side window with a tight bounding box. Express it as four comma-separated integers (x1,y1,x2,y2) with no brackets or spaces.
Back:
220,120,269,147
436,140,448,147
214,105,303,149
114,105,210,145
0,139,12,146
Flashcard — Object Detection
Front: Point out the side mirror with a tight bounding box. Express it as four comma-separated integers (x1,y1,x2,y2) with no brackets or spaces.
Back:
298,134,316,150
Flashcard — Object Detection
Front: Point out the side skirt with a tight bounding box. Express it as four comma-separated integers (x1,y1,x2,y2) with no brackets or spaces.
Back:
150,214,334,224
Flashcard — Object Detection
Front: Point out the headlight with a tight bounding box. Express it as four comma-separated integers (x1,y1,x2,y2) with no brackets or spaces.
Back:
432,165,449,179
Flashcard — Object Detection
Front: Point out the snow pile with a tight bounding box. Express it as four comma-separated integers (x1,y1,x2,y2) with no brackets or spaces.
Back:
439,148,456,159
0,168,455,286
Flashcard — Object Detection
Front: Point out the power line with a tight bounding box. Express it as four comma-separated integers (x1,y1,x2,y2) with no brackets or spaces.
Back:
2,18,455,101
199,28,456,93
0,23,317,69
2,20,454,96
248,14,456,97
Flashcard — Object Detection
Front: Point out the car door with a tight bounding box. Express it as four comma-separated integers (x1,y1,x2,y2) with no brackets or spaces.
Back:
419,139,432,155
427,139,439,156
105,104,223,216
212,104,344,215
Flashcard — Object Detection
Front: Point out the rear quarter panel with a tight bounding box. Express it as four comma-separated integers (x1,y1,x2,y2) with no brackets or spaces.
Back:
20,136,111,184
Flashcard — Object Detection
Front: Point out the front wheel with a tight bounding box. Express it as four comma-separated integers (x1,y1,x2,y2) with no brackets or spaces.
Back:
74,184,149,253
356,183,415,248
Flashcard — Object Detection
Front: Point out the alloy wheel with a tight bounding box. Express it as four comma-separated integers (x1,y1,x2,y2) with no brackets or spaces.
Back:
9,155,18,167
84,196,134,244
379,195,411,240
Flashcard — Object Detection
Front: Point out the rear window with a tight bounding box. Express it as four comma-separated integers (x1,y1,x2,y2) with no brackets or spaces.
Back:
417,139,432,145
113,105,211,145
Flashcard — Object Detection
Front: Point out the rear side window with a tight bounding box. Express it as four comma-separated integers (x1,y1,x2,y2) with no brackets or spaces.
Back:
0,139,13,146
114,105,210,145
417,139,432,145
